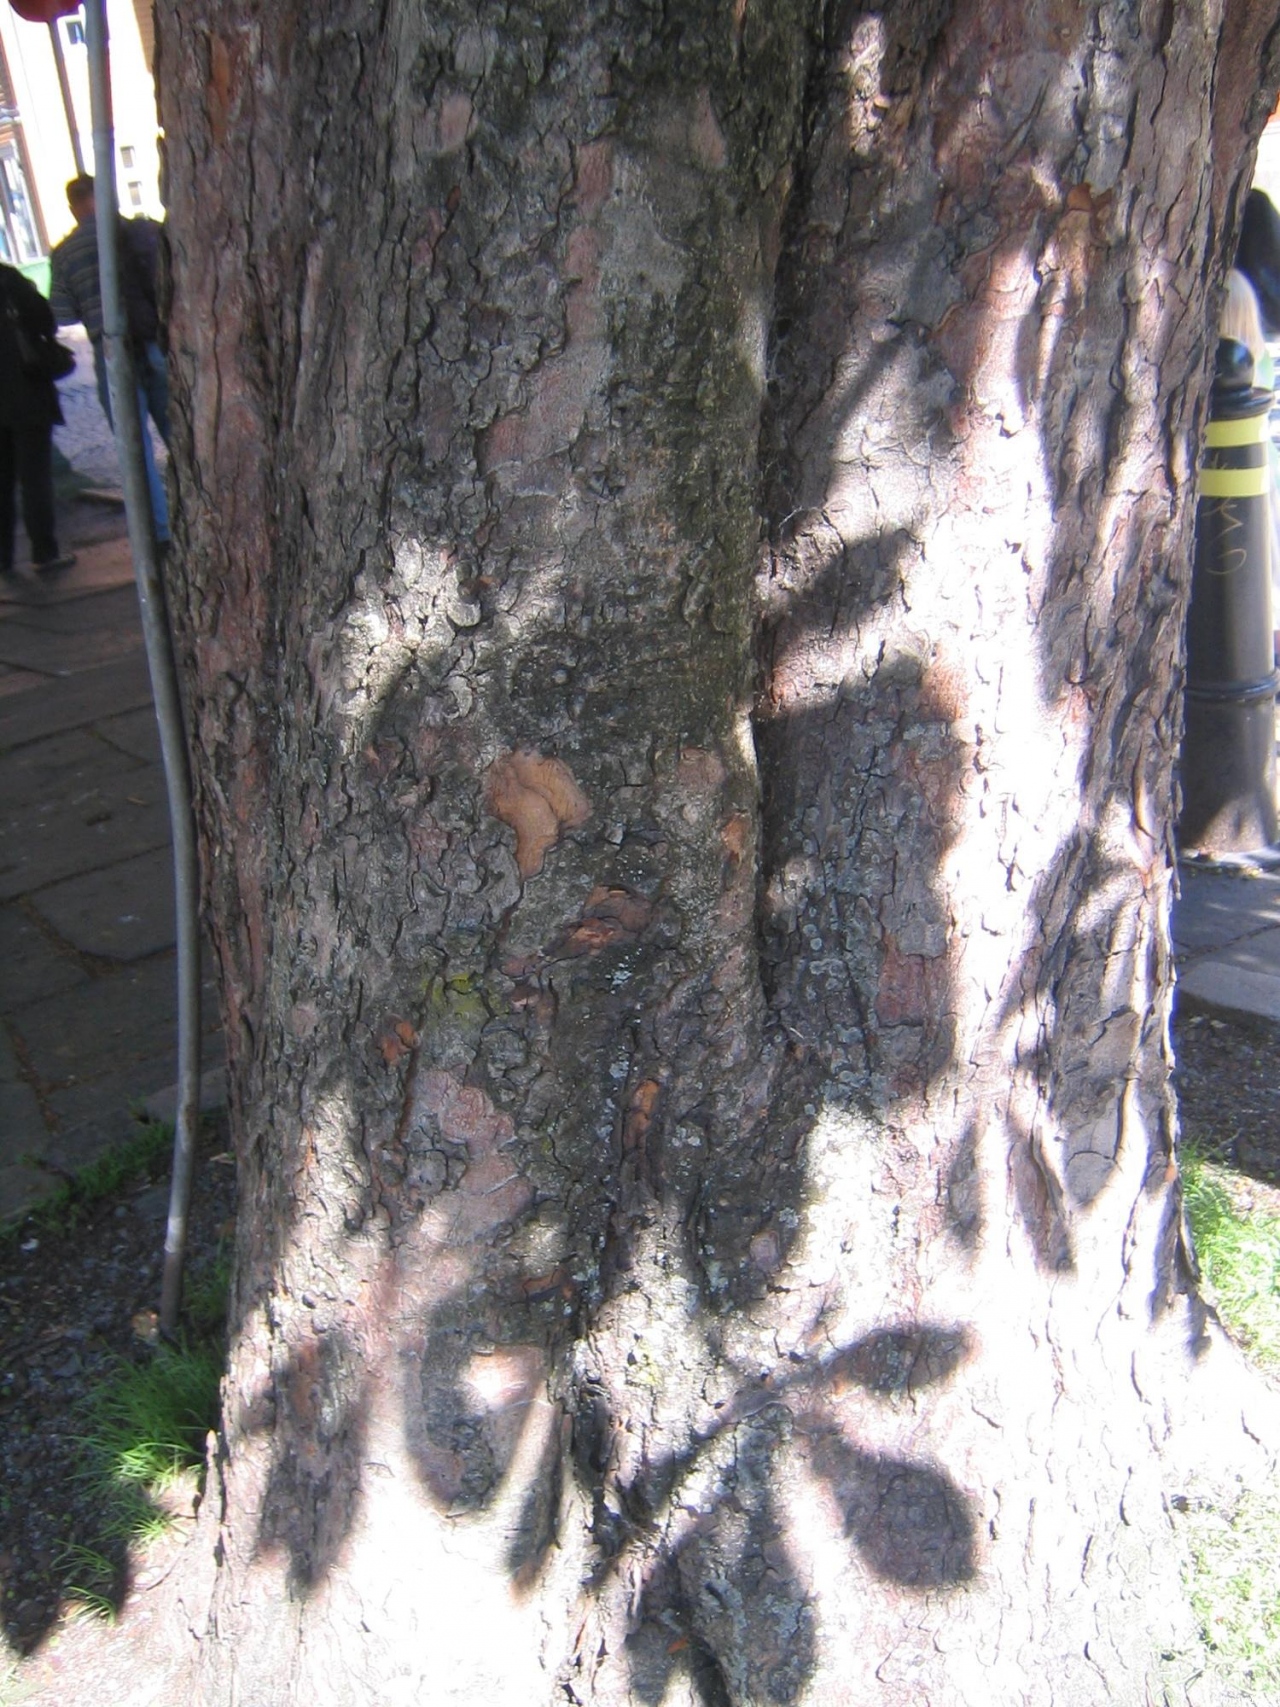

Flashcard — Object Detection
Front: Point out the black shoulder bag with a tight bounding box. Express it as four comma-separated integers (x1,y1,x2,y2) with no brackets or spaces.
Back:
3,284,75,383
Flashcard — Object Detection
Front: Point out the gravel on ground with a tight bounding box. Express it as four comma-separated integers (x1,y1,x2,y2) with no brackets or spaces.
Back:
0,1119,233,1656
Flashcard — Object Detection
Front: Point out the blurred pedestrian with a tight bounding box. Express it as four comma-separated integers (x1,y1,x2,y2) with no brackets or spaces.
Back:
0,263,75,578
49,174,170,542
1235,187,1280,336
1221,265,1274,385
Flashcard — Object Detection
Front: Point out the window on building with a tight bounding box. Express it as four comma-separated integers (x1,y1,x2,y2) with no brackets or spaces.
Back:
127,180,143,208
0,147,40,264
120,146,135,169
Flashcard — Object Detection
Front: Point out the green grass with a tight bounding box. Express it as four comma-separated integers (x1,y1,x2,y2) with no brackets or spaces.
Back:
1181,1144,1280,1374
0,1117,231,1644
1175,1140,1280,1698
181,1247,231,1339
55,1543,118,1624
71,1224,230,1555
1,1120,173,1251
54,1225,230,1629
1181,1486,1280,1700
74,1336,223,1548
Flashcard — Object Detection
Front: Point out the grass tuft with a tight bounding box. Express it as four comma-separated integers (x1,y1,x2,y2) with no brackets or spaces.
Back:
76,1338,222,1536
1,1120,173,1251
56,1543,119,1625
73,1238,229,1556
1181,1144,1280,1374
182,1249,231,1340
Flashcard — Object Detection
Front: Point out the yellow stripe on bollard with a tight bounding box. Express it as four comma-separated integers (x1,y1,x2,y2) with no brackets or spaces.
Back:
1205,414,1272,448
1199,465,1271,498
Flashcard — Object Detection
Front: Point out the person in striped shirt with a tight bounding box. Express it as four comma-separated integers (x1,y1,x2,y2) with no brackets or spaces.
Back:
50,175,170,544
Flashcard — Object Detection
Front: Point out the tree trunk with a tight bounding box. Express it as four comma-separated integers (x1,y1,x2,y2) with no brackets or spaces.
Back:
154,2,1280,1702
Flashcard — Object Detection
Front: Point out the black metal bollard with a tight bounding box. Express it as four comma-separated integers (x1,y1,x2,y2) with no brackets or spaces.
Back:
1179,337,1278,854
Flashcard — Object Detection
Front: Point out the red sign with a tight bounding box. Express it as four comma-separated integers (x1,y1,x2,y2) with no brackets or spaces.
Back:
7,1,80,20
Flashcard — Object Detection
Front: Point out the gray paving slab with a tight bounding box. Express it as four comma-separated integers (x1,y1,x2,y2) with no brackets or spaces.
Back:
0,1077,49,1158
46,1050,180,1133
12,955,178,1089
0,1021,48,1168
0,471,222,1224
0,526,134,607
42,1036,225,1182
13,952,221,1092
1201,923,1280,972
142,1065,229,1125
0,1162,57,1222
0,773,171,902
0,584,141,635
1177,961,1280,1023
41,1104,152,1179
1171,864,1280,1025
96,706,162,765
0,1022,27,1084
0,650,153,751
0,667,48,696
0,549,129,613
0,903,90,1015
0,613,143,679
21,537,134,599
46,1025,226,1135
30,846,175,962
0,725,145,814
0,572,63,614
1172,867,1280,955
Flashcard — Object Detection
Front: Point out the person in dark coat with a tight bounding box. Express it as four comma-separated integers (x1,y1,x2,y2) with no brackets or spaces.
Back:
1236,188,1280,337
0,263,74,577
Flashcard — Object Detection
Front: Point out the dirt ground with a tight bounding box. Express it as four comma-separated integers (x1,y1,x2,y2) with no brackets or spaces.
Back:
0,1120,234,1659
0,1004,1277,1684
1175,1003,1280,1213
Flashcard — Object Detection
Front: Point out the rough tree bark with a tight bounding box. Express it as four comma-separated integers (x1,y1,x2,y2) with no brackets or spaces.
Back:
152,1,1280,1702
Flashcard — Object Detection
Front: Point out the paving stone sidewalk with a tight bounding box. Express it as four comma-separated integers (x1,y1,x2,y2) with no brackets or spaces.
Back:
0,501,222,1222
1175,860,1280,1023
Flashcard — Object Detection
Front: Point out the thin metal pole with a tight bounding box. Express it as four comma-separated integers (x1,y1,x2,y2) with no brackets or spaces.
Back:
47,21,84,177
84,0,200,1338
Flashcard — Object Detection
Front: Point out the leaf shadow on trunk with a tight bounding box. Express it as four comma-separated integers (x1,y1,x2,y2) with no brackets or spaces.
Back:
753,522,996,1257
806,1432,976,1588
625,1451,813,1706
750,0,1207,1309
609,1323,975,1705
983,822,1207,1321
251,1327,371,1595
151,2,1277,1694
187,0,1206,1651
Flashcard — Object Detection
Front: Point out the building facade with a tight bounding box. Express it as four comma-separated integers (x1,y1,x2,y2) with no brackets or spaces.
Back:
0,1,160,289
